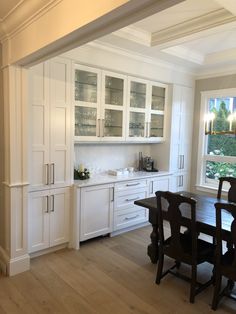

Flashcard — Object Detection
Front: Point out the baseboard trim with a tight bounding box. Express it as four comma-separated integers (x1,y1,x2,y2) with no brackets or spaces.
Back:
29,243,68,259
8,254,30,276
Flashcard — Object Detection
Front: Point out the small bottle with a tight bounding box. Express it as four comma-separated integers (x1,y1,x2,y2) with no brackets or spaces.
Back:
138,152,143,171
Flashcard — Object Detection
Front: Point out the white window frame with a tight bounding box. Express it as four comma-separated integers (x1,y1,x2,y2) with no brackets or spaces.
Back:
196,88,236,192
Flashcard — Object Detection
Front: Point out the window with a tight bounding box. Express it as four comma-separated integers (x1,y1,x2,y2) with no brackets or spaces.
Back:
197,89,236,190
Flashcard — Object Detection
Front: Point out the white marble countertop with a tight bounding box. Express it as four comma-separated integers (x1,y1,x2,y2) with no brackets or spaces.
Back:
74,170,172,188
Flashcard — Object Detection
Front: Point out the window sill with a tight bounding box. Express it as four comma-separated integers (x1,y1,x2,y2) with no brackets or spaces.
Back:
195,184,228,197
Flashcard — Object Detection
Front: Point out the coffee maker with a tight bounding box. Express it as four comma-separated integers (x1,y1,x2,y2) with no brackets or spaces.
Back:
142,156,158,172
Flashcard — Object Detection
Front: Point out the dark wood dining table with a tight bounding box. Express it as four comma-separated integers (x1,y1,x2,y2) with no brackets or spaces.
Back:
134,191,233,264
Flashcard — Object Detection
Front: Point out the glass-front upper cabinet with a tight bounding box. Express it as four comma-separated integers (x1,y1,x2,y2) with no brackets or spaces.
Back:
74,65,101,141
127,78,167,141
101,71,126,141
127,77,149,141
148,82,167,141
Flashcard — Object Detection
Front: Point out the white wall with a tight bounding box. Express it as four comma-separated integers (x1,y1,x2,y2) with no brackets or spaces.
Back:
74,143,155,174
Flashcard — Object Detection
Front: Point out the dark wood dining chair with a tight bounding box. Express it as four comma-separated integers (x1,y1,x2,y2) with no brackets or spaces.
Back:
212,202,236,310
155,191,215,303
217,177,236,202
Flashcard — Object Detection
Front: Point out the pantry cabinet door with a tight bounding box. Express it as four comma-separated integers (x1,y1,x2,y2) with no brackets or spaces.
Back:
49,188,70,247
29,62,50,191
50,58,72,188
28,190,50,253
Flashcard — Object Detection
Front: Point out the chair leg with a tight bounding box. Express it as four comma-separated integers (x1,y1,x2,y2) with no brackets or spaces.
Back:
156,253,164,284
190,264,197,303
212,274,222,310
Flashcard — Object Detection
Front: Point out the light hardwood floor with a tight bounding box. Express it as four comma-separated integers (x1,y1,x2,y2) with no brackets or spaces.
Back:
0,226,235,314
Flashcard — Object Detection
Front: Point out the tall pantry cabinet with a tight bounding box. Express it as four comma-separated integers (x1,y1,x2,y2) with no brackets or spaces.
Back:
169,85,194,192
28,58,72,253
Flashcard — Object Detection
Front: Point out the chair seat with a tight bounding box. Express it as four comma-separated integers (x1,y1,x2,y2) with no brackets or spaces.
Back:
164,233,215,264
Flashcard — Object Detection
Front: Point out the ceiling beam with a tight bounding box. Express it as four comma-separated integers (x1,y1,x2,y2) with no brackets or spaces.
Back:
151,8,236,48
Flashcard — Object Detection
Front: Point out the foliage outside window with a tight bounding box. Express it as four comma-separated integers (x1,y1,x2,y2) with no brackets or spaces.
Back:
198,90,236,189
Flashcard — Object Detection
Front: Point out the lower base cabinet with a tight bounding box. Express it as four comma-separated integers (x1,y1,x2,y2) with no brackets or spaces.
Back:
28,187,70,253
170,172,190,192
80,184,114,241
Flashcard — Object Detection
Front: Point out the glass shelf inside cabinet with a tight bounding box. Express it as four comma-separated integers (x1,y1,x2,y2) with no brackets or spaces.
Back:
105,76,124,106
104,109,123,137
150,114,164,137
130,81,146,108
129,112,145,137
75,106,97,137
75,69,97,103
151,86,165,110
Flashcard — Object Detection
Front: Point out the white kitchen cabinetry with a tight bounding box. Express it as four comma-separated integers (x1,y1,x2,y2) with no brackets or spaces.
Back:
127,77,167,142
113,179,149,232
74,64,167,143
74,65,126,142
80,184,114,241
28,187,70,253
149,175,170,197
169,85,194,192
29,57,72,254
29,58,72,191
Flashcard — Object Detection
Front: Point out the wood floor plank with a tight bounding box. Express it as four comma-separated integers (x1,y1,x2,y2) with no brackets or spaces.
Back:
0,226,235,313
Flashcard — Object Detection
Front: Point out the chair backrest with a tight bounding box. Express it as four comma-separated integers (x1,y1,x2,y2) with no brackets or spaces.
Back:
155,191,197,263
217,177,236,203
214,202,236,276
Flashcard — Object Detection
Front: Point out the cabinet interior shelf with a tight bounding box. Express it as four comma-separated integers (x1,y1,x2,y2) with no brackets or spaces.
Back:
152,95,165,99
75,81,97,87
106,86,123,92
130,90,146,96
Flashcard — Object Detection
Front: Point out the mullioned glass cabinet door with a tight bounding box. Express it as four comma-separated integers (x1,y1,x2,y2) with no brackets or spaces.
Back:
74,65,101,141
75,69,98,103
101,71,126,141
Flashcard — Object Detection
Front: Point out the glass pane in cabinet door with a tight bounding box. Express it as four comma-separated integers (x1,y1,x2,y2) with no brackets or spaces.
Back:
150,114,164,137
130,82,146,108
105,76,124,106
151,86,165,110
75,106,97,136
104,109,123,137
129,112,145,137
75,69,97,103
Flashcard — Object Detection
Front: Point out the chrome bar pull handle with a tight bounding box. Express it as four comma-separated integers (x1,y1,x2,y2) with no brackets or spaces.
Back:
102,119,105,137
46,195,49,213
45,164,49,185
182,155,185,169
51,195,55,212
51,163,55,184
125,197,139,202
126,182,140,187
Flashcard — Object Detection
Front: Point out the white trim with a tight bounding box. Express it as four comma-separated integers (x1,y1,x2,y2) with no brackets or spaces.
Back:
8,254,30,276
89,41,196,77
196,88,236,189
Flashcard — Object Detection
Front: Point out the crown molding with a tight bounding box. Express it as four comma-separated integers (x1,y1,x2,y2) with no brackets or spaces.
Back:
151,8,236,47
214,0,236,15
113,25,151,46
204,47,236,65
87,40,196,76
0,0,62,41
163,46,204,65
195,64,236,80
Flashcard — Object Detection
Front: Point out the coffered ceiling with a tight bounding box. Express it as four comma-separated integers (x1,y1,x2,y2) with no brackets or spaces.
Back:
95,0,236,77
1,0,236,77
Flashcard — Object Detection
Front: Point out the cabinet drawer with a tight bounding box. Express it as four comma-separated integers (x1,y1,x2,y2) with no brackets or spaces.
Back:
115,189,147,211
114,207,148,231
115,179,148,192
